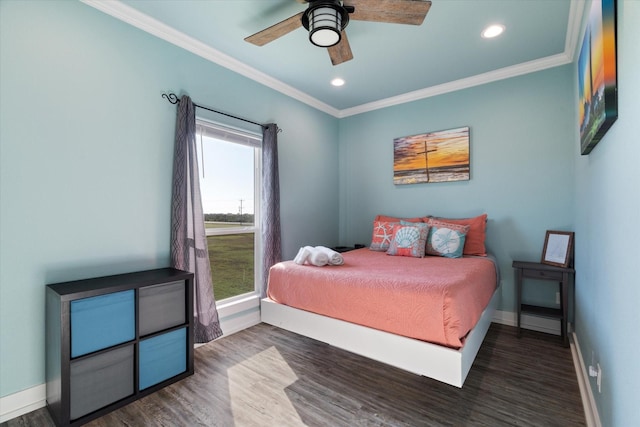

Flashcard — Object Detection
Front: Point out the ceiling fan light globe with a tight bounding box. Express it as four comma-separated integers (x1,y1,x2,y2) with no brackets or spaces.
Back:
310,27,340,47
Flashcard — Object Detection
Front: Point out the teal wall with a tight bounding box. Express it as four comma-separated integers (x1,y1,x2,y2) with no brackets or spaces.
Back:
574,1,640,425
338,65,576,313
2,1,639,425
0,0,338,397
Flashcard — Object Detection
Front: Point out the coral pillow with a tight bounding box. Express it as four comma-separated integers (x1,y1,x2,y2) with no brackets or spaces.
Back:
375,215,424,223
369,221,398,251
386,224,429,258
426,220,470,258
431,214,488,256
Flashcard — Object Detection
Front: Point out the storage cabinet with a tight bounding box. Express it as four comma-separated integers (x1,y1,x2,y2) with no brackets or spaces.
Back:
46,268,194,426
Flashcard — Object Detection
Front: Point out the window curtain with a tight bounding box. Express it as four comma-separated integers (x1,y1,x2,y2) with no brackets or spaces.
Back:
170,95,223,343
260,124,282,298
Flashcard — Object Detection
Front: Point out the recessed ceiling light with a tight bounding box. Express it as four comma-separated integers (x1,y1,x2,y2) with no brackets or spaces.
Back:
331,78,345,87
481,24,505,39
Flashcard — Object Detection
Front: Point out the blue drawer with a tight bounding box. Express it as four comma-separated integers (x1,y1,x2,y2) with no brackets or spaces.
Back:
139,328,187,390
70,290,135,358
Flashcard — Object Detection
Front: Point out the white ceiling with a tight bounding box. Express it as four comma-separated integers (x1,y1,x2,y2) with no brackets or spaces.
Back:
82,0,584,117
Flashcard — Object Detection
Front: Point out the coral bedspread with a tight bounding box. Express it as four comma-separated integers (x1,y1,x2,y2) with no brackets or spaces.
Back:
267,249,498,349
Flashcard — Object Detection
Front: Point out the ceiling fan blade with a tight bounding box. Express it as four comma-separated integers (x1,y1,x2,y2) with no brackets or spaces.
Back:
245,12,304,46
327,31,353,66
345,0,432,25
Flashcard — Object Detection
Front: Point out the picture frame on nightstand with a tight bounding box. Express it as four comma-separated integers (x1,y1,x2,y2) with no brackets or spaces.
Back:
541,230,574,268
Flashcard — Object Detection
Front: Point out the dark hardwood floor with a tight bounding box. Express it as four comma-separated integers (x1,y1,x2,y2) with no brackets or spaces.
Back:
4,323,585,427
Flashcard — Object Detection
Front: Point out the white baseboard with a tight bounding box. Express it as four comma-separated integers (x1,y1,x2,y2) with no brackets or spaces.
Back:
492,309,561,335
571,332,602,427
0,384,46,423
217,294,261,337
220,310,261,337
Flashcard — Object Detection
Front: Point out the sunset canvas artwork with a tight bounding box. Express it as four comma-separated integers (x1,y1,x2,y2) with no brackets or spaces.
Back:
578,0,617,155
393,127,470,185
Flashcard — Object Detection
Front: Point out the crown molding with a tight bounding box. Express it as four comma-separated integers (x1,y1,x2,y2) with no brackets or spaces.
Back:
79,0,340,117
340,0,585,118
81,0,582,120
338,52,573,118
565,0,588,62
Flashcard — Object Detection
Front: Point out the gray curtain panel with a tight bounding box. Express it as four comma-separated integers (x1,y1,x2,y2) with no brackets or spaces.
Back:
260,124,282,298
170,95,223,343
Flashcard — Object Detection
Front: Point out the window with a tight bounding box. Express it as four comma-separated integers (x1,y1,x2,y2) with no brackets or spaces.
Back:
196,120,261,302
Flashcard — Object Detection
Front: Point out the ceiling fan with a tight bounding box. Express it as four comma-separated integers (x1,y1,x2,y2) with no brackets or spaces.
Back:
244,0,432,66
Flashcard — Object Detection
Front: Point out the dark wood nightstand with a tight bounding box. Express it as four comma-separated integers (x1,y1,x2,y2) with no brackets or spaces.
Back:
512,261,575,347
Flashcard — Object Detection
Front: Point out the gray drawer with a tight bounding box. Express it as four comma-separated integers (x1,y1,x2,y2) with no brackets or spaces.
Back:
522,268,563,281
70,345,134,420
139,281,186,336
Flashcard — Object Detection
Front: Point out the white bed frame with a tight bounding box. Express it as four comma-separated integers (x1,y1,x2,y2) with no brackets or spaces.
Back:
260,286,500,388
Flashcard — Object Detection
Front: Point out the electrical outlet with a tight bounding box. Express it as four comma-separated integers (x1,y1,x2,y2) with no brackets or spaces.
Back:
556,291,560,305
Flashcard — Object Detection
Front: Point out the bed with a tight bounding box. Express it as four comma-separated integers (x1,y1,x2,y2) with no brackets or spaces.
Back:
261,247,500,387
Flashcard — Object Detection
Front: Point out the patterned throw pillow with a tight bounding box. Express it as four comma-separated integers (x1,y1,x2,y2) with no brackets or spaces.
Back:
369,221,398,251
426,220,470,258
386,224,429,258
432,214,488,256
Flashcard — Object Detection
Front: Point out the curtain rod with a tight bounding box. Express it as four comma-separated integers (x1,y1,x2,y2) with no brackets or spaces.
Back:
162,93,267,129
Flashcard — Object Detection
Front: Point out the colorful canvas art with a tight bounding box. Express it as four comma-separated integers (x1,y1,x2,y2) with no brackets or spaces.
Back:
393,126,470,185
578,0,617,155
